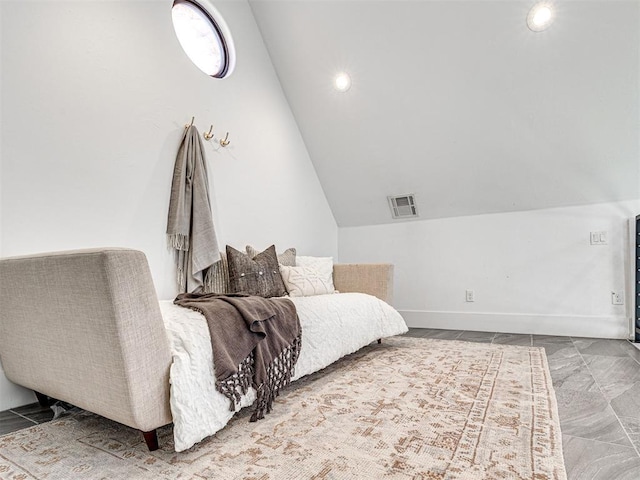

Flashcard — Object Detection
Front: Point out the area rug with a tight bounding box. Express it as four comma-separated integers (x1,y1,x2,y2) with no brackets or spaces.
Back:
0,337,566,479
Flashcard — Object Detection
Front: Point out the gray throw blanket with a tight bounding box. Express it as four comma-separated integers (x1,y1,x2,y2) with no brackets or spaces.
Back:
166,125,220,293
174,293,302,422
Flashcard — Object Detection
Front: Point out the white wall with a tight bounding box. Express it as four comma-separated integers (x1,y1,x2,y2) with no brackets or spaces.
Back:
340,200,640,339
0,2,28,411
0,0,336,410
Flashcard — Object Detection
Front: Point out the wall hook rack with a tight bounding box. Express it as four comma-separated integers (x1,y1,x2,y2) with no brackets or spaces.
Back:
203,125,215,140
219,132,230,147
185,116,195,129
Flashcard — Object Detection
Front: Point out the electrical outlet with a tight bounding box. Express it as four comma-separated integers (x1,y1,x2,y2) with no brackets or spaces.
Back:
465,290,475,302
612,292,624,305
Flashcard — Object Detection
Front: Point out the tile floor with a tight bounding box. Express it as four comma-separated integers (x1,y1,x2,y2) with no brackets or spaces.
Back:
0,402,54,436
1,329,639,479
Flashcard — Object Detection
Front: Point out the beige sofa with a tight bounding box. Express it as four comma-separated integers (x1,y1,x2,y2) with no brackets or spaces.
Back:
0,248,393,451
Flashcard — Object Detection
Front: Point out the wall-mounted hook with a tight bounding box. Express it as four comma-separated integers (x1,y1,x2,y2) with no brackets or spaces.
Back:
219,132,230,147
203,125,214,140
185,116,195,129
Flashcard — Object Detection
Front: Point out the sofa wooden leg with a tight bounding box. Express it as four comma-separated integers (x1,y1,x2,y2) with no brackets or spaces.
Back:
142,430,159,451
34,391,50,407
377,339,382,344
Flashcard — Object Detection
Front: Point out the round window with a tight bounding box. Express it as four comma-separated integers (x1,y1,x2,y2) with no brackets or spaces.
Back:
171,0,235,78
527,2,555,32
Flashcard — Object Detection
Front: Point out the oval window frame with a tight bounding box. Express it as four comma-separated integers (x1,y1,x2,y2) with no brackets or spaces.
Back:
171,0,236,78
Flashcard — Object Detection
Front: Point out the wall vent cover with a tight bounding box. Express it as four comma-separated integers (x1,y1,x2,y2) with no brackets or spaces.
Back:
388,194,419,219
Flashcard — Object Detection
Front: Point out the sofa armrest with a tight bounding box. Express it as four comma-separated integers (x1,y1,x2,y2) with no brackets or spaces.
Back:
0,248,172,433
332,263,394,305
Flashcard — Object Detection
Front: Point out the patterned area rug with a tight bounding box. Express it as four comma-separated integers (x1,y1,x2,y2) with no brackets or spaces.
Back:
0,337,566,479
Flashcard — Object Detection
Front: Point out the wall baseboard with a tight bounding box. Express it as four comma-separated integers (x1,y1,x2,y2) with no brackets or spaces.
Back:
399,310,631,339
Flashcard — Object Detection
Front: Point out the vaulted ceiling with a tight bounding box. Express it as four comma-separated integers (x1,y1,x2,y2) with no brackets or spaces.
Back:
248,0,640,227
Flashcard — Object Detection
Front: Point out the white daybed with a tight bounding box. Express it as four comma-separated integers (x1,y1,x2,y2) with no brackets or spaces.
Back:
0,248,407,452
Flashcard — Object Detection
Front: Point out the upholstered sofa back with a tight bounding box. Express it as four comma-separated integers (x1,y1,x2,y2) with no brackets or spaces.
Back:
333,263,394,305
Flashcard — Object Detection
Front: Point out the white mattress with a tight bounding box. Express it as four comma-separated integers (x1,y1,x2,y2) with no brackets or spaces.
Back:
159,292,408,452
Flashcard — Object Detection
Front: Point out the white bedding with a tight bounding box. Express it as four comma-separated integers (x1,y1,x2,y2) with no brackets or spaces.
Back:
159,292,408,452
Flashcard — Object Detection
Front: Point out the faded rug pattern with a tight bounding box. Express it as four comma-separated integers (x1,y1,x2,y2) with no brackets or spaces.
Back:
0,337,566,479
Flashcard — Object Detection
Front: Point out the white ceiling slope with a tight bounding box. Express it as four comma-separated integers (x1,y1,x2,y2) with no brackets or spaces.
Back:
248,0,640,227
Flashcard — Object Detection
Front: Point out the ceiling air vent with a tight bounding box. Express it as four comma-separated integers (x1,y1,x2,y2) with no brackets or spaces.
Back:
388,194,419,219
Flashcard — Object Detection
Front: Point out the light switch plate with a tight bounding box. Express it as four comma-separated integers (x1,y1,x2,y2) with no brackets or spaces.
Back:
591,231,608,245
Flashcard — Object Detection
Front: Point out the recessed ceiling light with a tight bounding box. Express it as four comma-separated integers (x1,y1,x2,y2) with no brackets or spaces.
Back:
334,72,351,92
527,3,555,32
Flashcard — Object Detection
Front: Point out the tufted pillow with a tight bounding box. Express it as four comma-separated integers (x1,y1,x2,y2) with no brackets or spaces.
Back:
246,245,296,267
279,265,336,297
226,245,287,298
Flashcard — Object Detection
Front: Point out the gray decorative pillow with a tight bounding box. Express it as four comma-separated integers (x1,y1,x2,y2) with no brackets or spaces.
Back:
246,245,296,267
203,252,231,294
227,245,287,298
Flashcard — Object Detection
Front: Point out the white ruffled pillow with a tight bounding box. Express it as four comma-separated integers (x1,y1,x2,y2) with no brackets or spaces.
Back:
280,260,335,297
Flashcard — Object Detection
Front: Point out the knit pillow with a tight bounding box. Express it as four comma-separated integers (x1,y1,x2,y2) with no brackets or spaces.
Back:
227,245,287,298
279,265,336,297
246,245,296,267
203,252,231,294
